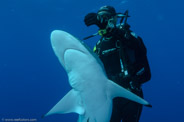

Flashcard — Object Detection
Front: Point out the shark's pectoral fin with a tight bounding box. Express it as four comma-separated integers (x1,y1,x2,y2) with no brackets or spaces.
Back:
44,89,85,117
107,80,152,107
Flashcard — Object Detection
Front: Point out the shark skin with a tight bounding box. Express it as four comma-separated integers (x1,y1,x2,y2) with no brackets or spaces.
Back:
44,30,151,122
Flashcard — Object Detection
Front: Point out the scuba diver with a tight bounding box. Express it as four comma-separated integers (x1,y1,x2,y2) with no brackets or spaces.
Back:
83,6,151,122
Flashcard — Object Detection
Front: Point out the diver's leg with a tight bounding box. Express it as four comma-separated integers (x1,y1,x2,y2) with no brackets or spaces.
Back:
121,90,143,122
110,98,122,122
121,101,143,122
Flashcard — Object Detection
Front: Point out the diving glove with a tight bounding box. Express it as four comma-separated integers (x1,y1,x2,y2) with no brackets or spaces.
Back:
84,13,109,29
84,13,98,26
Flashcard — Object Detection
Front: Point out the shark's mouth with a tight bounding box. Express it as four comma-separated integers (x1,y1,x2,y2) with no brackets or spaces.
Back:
63,48,88,67
63,48,87,58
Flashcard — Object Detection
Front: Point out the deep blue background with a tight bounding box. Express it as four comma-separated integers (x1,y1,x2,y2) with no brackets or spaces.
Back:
0,0,184,122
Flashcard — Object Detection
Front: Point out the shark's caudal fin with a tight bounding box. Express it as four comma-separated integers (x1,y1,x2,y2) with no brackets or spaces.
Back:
44,89,85,117
107,80,152,107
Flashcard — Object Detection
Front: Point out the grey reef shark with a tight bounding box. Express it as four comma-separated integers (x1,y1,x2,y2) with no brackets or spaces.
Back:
43,30,151,122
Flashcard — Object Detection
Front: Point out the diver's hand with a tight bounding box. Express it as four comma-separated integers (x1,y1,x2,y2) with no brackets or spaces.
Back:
113,28,126,40
130,76,142,88
84,13,98,26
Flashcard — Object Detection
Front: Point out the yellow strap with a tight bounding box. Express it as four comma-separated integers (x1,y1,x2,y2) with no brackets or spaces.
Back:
93,46,96,52
98,29,107,36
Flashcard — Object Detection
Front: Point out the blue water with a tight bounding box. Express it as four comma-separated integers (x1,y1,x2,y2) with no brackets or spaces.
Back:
0,0,184,122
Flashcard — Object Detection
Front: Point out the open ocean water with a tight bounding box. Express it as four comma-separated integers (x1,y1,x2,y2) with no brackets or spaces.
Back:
0,0,184,122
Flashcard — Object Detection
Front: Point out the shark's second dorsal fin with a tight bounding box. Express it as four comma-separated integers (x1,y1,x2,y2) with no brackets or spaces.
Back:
44,89,85,117
106,80,151,107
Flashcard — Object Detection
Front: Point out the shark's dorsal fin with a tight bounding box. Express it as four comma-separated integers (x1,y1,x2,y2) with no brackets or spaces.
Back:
45,89,85,117
106,80,151,106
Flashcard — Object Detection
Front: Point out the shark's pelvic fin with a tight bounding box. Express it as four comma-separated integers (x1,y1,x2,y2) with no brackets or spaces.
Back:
107,80,151,107
45,89,85,117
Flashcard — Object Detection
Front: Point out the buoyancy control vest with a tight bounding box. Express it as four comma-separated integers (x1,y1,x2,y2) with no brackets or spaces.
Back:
93,26,151,84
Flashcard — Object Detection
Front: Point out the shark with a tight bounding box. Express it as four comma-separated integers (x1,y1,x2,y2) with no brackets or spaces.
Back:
44,30,151,122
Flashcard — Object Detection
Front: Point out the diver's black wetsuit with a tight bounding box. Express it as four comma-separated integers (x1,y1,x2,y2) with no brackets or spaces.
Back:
94,26,151,122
